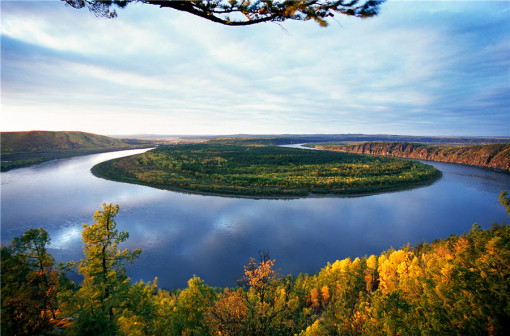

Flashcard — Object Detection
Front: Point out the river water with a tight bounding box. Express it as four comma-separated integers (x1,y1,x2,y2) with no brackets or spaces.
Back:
1,148,509,288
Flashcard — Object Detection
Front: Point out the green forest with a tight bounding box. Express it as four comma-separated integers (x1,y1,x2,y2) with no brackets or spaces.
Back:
2,193,509,335
92,143,441,197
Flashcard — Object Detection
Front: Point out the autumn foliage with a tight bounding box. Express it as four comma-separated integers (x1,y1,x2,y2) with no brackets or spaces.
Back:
2,194,509,335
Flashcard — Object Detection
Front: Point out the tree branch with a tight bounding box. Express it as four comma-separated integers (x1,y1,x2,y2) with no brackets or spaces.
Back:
63,0,386,26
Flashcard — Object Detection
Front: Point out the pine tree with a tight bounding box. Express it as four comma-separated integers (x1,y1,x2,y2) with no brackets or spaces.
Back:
67,203,141,335
1,228,59,335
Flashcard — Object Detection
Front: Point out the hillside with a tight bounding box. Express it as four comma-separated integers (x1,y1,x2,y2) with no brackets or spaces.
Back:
1,131,133,153
312,142,510,172
1,131,153,171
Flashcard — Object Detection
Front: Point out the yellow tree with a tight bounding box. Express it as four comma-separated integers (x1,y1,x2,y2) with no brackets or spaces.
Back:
317,257,368,334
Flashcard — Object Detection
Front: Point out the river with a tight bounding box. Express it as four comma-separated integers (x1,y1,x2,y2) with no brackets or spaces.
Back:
1,148,509,288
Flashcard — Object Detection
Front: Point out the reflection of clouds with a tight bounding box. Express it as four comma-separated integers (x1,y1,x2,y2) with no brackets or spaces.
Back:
212,213,237,231
50,225,82,250
90,148,152,165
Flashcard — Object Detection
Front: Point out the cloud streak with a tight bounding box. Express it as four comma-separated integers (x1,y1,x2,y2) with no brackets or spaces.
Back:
1,0,509,136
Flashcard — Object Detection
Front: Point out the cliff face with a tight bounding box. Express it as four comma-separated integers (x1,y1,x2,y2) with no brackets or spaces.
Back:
316,142,510,172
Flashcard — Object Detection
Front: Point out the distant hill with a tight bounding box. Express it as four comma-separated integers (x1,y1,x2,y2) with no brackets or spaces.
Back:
1,131,133,153
1,131,154,171
112,134,510,145
207,134,510,145
312,142,510,172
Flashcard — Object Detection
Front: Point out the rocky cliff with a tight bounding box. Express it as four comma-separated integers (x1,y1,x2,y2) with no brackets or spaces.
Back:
315,142,510,172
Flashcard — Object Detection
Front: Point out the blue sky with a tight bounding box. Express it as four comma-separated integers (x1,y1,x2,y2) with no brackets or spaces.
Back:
1,0,509,136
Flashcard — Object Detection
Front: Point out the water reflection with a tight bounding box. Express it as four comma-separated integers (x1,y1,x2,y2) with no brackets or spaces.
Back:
1,149,509,288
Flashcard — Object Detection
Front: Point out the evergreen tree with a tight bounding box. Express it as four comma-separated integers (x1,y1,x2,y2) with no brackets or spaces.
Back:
1,228,59,335
66,203,141,335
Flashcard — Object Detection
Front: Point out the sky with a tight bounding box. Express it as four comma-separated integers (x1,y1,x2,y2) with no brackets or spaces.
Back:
1,0,509,137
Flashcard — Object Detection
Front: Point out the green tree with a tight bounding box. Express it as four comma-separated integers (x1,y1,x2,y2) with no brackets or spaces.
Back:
117,279,161,336
66,203,141,335
1,228,60,335
63,0,385,26
499,190,510,215
171,276,217,336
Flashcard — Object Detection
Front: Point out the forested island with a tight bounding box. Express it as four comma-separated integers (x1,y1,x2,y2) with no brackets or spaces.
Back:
0,131,155,171
2,194,509,335
91,142,441,197
309,142,510,172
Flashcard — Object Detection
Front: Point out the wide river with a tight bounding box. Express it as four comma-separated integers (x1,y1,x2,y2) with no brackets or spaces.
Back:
1,148,509,288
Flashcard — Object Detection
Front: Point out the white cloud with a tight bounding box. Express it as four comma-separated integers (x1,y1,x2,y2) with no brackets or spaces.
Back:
1,0,509,136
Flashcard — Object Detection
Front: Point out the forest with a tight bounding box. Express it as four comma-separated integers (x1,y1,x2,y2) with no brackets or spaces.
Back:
2,192,509,335
92,142,441,197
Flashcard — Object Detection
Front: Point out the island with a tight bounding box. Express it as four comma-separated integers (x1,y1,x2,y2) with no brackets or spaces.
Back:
92,141,441,197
